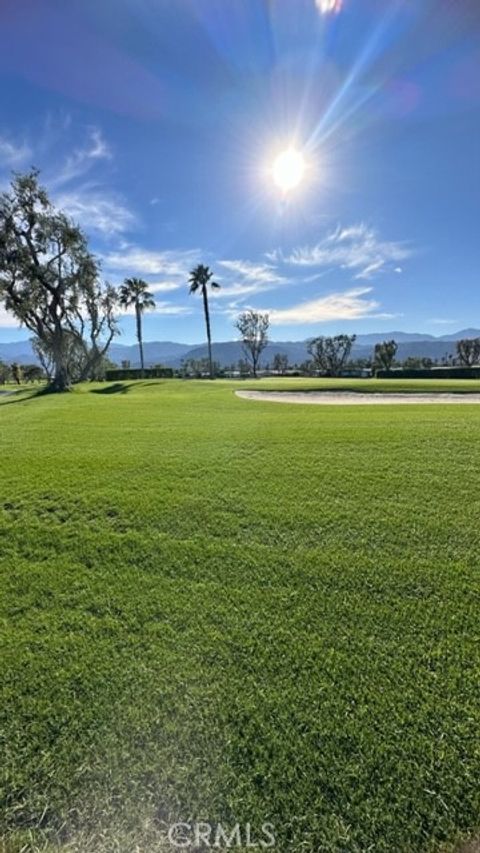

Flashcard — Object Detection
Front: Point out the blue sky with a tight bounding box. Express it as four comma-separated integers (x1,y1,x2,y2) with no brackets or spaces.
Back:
0,0,479,344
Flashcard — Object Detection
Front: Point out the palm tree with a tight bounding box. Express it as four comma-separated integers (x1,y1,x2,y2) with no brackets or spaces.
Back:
188,265,220,379
119,278,155,377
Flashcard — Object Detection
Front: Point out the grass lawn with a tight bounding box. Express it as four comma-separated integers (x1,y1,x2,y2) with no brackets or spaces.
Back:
1,379,480,851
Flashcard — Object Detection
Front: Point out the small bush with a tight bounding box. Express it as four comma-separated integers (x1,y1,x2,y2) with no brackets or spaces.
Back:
105,367,174,381
376,367,480,379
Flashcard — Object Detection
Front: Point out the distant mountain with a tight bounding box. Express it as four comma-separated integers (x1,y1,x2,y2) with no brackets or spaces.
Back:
0,340,35,363
437,328,480,342
109,341,191,366
1,329,479,368
134,330,480,368
353,331,437,344
182,340,311,369
376,340,459,363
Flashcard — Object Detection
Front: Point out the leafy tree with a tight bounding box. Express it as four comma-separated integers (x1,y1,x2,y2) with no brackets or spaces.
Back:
119,278,155,377
273,352,289,375
299,359,316,376
31,337,54,381
11,362,22,385
188,265,220,379
237,359,251,377
402,356,434,370
93,355,117,381
31,328,109,383
402,356,421,370
0,361,10,384
23,364,45,382
235,310,270,378
77,281,119,381
348,357,373,371
374,339,398,372
307,335,356,376
456,338,480,367
181,356,220,378
0,170,118,391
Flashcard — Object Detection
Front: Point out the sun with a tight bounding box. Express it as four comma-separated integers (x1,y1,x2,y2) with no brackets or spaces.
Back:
272,148,306,193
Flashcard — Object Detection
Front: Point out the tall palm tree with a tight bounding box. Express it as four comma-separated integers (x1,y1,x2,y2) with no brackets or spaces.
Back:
119,278,155,377
188,265,220,379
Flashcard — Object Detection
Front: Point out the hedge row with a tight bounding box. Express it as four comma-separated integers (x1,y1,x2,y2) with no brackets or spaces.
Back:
376,367,480,379
105,368,174,381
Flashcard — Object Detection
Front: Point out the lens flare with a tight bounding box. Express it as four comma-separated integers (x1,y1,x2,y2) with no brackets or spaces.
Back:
272,148,306,192
315,0,343,15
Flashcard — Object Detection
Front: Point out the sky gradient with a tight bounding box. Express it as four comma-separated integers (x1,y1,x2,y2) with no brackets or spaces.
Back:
0,0,479,344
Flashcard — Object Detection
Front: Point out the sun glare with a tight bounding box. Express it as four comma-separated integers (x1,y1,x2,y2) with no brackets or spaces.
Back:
316,0,343,14
272,148,306,193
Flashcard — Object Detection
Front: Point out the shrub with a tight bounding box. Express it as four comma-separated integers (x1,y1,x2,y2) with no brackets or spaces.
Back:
105,367,174,381
376,367,480,379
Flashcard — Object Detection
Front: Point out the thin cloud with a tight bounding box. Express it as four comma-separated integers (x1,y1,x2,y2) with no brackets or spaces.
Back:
103,247,200,277
270,224,412,281
119,299,191,317
219,259,284,284
47,126,121,237
153,301,192,316
147,281,182,294
56,187,135,237
216,259,287,298
0,122,131,240
213,282,267,300
355,260,386,280
266,287,393,326
53,126,112,186
0,135,32,168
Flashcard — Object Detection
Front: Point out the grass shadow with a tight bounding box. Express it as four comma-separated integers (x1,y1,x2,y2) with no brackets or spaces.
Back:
90,380,167,395
0,386,50,406
0,380,168,405
90,382,133,395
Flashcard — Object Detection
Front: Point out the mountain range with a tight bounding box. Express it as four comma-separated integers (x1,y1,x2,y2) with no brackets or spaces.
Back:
1,329,479,369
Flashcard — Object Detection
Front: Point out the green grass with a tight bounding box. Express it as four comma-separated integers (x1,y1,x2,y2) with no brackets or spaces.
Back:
1,379,480,852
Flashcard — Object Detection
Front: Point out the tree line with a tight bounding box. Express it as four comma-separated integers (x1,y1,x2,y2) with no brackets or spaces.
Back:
1,170,479,389
0,361,45,385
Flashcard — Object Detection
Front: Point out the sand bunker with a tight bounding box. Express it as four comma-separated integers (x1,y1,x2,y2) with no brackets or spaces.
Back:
236,390,480,406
